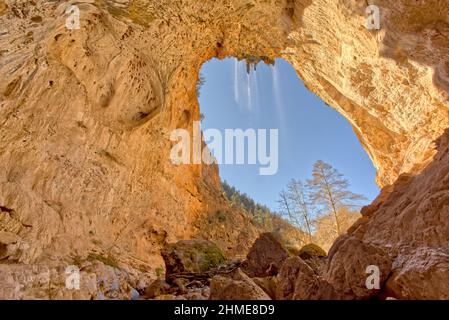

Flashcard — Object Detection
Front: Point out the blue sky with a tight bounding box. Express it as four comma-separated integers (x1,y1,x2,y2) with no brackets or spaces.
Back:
198,58,379,211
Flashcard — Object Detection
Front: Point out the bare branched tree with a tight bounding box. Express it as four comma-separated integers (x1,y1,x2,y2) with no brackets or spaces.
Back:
278,179,315,242
278,189,299,228
307,160,366,235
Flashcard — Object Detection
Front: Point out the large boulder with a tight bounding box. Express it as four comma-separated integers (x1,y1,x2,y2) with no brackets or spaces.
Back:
275,256,341,300
161,239,227,278
325,237,392,299
243,233,289,278
142,279,171,299
275,256,314,300
252,277,277,299
209,268,271,300
383,247,449,300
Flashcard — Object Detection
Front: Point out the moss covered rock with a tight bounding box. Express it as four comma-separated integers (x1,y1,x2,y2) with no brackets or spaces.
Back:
285,246,301,256
298,243,327,260
161,239,227,278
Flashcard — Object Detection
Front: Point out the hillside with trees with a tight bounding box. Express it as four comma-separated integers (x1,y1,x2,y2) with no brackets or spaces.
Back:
219,161,366,253
221,180,310,252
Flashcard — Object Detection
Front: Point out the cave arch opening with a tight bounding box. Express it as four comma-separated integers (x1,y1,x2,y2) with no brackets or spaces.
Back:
196,57,380,250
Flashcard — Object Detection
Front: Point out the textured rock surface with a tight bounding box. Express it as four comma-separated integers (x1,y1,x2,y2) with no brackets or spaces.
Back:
275,257,308,300
339,130,449,299
142,279,170,299
325,237,392,299
286,257,330,300
210,268,271,300
243,233,289,277
0,261,149,299
252,276,277,300
297,244,327,275
1,0,449,299
274,256,339,300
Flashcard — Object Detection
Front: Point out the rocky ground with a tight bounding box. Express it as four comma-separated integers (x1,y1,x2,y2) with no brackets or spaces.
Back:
141,234,385,301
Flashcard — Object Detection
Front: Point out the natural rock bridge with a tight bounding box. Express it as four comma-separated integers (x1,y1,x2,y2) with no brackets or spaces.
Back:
0,0,448,299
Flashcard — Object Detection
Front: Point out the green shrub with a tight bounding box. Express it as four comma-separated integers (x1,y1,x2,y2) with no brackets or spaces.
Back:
155,267,164,278
201,245,227,271
87,252,119,268
215,210,226,222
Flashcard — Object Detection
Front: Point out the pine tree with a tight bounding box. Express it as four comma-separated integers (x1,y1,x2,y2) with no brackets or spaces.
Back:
307,160,366,235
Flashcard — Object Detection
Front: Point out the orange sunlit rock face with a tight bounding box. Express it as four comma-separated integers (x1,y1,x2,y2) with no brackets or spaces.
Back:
0,0,448,299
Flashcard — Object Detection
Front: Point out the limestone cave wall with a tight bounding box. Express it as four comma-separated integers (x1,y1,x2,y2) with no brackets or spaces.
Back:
0,0,448,298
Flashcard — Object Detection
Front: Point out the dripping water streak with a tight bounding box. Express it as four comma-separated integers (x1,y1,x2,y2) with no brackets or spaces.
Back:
253,70,259,112
271,63,285,125
234,59,240,105
247,72,252,111
272,64,283,111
